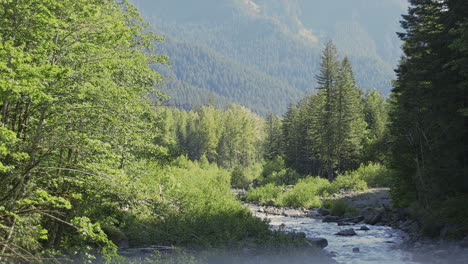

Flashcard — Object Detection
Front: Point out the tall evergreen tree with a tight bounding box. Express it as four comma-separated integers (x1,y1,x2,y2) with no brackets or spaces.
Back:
389,0,468,209
264,113,283,160
335,57,366,173
315,41,341,179
282,103,302,171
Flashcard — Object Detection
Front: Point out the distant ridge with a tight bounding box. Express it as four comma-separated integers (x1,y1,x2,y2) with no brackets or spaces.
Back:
132,0,407,115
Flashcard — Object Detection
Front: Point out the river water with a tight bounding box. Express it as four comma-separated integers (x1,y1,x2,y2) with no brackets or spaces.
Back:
250,207,419,264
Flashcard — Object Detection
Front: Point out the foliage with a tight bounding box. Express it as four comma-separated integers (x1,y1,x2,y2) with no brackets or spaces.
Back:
421,195,468,239
163,105,265,169
278,42,377,179
261,168,303,187
230,163,262,189
124,157,271,248
132,0,403,115
362,89,389,162
322,200,359,217
0,0,171,261
263,114,283,160
328,173,368,194
388,0,468,215
258,157,303,186
347,162,393,187
279,177,331,209
246,184,284,205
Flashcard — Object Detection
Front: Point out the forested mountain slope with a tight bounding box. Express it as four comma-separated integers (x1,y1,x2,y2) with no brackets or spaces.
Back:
133,0,407,115
156,37,304,115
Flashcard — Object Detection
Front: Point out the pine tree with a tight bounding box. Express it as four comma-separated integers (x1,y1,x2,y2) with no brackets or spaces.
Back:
282,103,302,171
335,57,366,173
315,41,341,179
264,113,283,160
389,0,468,209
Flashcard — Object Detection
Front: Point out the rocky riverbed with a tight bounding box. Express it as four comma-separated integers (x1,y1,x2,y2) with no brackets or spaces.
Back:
244,188,468,264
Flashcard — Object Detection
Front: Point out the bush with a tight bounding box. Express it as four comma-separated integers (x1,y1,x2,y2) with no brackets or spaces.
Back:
230,163,262,189
328,173,368,194
261,157,285,179
246,183,284,204
124,157,272,247
322,200,359,217
420,195,468,239
261,168,303,186
349,162,393,187
279,177,331,209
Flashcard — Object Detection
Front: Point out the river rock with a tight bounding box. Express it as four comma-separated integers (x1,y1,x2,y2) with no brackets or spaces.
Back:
461,236,468,248
359,226,370,231
335,229,357,236
338,222,352,226
295,232,306,238
283,208,303,217
353,247,360,253
364,211,383,225
318,207,331,216
323,216,341,223
307,237,328,249
350,216,365,223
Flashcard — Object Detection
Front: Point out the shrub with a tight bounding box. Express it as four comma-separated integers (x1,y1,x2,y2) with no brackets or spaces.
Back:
322,200,359,217
230,163,263,189
279,177,331,209
421,195,468,239
261,168,303,186
349,162,393,187
124,157,272,247
246,183,284,204
261,157,285,179
328,173,368,194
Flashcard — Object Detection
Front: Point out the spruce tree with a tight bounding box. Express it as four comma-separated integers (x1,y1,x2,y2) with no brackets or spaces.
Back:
389,0,468,209
264,113,283,160
335,57,366,173
315,41,341,179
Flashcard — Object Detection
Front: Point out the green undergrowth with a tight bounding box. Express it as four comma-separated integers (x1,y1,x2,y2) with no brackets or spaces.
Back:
322,200,359,217
119,230,332,264
247,162,392,209
416,195,468,240
123,156,272,248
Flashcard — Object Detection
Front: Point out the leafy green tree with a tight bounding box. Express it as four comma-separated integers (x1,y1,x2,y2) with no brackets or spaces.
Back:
0,0,167,259
363,89,389,162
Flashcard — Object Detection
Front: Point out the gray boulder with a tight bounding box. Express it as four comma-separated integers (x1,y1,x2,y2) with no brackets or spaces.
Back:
461,236,468,248
323,216,341,223
335,229,357,236
364,211,383,225
318,207,331,216
307,237,329,249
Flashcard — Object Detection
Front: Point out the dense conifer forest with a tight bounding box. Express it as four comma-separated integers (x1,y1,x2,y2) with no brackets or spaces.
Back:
0,0,467,263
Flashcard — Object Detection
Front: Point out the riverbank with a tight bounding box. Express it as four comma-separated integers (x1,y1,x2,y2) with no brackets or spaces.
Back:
242,188,468,263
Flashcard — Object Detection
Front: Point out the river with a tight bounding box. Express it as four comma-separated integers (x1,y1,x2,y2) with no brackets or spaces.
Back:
249,205,418,264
